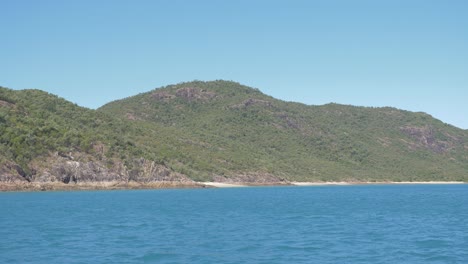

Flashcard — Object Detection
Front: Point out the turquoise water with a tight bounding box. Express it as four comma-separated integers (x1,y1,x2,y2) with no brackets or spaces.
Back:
1,185,468,263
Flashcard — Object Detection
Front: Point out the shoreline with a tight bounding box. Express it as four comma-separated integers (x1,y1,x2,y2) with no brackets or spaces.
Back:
0,180,466,192
289,181,466,186
200,182,248,188
0,181,203,192
203,181,467,188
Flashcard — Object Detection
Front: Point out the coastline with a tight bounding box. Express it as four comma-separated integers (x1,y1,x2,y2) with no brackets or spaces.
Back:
289,181,466,186
0,180,466,192
0,181,203,192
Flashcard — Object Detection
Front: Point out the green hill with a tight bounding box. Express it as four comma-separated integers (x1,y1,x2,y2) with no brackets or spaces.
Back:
1,80,467,187
0,87,190,185
99,80,468,182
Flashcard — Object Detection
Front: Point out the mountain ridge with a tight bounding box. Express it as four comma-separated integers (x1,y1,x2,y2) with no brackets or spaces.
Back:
99,80,468,181
1,80,467,189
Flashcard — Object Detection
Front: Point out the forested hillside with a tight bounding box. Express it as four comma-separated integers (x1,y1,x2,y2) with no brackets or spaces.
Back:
99,80,468,182
1,80,467,187
0,87,189,185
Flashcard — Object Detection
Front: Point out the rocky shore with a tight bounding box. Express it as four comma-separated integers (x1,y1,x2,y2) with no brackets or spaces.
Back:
0,181,204,192
0,152,291,191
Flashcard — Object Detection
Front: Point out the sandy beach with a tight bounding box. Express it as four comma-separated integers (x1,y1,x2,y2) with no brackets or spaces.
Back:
199,181,466,188
200,182,248,188
290,181,466,186
291,181,466,186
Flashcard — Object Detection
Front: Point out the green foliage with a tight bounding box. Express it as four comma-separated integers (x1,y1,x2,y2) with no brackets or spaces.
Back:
1,80,468,182
0,87,149,175
98,81,468,181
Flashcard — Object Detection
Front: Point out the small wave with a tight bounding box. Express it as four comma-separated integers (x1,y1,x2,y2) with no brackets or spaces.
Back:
139,252,178,262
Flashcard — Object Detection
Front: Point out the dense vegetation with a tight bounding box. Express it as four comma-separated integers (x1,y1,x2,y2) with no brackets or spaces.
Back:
100,80,468,182
0,87,160,178
1,80,468,183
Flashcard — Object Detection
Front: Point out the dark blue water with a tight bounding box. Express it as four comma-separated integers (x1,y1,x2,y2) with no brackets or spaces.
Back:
1,185,468,263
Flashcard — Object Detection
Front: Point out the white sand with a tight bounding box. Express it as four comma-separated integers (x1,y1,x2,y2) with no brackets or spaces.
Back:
292,181,465,186
198,181,465,188
200,182,247,188
388,181,465,184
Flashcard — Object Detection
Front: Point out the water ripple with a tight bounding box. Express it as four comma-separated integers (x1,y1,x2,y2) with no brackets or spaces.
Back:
1,185,468,263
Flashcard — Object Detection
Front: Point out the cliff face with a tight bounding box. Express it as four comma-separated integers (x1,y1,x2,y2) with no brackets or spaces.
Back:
0,153,193,184
1,81,468,188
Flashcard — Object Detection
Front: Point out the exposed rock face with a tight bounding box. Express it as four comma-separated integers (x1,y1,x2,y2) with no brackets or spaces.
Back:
150,87,218,102
1,152,194,185
400,126,461,153
0,162,28,182
0,99,15,108
125,113,140,120
175,87,217,101
231,98,273,109
276,112,301,129
151,91,176,101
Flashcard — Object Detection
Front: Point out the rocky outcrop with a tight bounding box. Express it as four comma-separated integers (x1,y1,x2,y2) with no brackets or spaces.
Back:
0,99,15,108
0,181,201,192
175,87,217,101
1,152,194,187
150,87,218,103
0,161,28,183
230,98,273,109
276,112,301,129
400,126,461,153
151,91,176,101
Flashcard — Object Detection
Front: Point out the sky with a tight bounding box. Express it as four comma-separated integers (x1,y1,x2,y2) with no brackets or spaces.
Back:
1,0,467,129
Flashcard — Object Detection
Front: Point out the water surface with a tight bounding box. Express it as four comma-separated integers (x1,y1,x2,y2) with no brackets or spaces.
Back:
1,185,468,263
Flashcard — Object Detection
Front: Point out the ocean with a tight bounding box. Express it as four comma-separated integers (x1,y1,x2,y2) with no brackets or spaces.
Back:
1,185,467,263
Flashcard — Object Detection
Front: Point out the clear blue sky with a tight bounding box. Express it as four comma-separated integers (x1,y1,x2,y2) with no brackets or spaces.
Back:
1,0,467,129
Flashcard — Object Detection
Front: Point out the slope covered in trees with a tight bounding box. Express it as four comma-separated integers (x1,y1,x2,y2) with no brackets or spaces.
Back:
1,80,467,187
99,80,468,182
0,87,189,186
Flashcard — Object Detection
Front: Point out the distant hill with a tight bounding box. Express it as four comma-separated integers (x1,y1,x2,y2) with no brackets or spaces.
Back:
1,80,467,188
99,80,468,182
